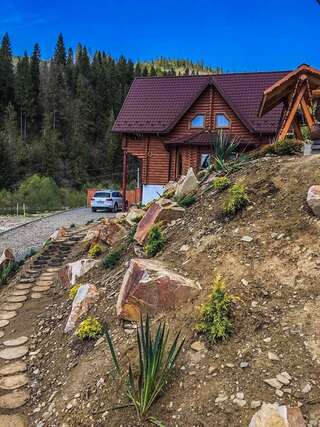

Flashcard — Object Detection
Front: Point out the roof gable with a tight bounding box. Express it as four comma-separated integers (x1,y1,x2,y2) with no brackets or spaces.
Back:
112,71,290,135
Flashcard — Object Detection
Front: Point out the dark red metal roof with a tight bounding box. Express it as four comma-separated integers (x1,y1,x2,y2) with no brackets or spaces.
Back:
112,71,290,135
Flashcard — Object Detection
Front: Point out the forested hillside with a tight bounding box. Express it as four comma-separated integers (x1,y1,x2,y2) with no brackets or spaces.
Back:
0,33,219,190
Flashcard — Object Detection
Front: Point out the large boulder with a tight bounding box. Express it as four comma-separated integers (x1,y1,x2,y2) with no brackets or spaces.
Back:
116,258,201,321
175,167,199,198
48,227,67,242
134,199,184,244
64,284,99,333
249,403,306,427
0,249,15,269
125,207,145,226
83,219,127,248
59,259,98,287
307,185,320,217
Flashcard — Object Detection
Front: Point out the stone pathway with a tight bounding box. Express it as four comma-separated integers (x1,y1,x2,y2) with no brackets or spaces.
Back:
0,229,86,426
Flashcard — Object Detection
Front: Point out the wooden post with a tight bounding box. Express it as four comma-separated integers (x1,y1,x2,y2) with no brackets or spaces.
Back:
300,97,315,130
122,145,128,212
278,84,307,141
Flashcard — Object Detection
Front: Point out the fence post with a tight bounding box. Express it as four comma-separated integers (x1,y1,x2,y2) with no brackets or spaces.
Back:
23,203,26,217
16,203,19,216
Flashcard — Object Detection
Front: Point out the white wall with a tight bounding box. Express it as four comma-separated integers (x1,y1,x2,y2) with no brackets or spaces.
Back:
142,184,165,205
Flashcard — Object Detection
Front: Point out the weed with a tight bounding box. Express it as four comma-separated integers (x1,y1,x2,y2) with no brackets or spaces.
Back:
175,194,196,208
69,223,76,228
69,284,81,299
144,225,165,257
102,248,123,269
76,317,103,339
224,183,249,215
212,176,231,191
0,262,18,286
105,315,184,422
195,275,237,343
88,243,102,258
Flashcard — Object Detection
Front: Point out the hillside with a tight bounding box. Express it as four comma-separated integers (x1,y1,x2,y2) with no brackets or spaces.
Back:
1,154,320,426
138,57,222,75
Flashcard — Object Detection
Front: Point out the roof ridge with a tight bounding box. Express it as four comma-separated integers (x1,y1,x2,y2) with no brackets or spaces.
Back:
134,70,291,80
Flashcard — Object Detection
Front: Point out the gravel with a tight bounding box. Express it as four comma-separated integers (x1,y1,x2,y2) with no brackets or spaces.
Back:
0,208,114,259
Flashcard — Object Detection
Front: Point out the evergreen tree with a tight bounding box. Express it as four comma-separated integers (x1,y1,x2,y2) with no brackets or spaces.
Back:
53,33,66,65
0,33,14,122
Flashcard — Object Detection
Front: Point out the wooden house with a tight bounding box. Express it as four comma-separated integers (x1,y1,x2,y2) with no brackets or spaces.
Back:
113,64,320,204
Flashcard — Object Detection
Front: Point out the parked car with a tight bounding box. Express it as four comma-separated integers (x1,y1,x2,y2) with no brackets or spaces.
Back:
91,190,123,213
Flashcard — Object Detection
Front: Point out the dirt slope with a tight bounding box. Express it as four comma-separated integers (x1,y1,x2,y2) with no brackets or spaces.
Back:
24,155,320,427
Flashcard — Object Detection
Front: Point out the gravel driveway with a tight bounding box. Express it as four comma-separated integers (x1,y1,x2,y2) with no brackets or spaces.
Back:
0,208,114,259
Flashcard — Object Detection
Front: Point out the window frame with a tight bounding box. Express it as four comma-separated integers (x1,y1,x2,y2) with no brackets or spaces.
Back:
190,113,206,129
214,113,231,129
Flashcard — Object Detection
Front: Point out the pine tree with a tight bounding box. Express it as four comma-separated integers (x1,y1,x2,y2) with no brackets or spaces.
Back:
53,33,66,65
0,33,14,122
29,43,42,131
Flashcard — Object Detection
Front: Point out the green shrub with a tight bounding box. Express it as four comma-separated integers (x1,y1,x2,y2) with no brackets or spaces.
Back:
212,176,231,191
105,315,184,422
102,248,123,269
224,183,249,215
144,225,165,257
18,174,62,211
260,139,303,156
128,224,137,243
88,243,102,258
69,284,81,300
195,275,237,343
0,262,18,286
76,317,103,340
175,194,196,208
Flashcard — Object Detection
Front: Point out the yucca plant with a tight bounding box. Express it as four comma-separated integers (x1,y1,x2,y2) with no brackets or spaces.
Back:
105,316,184,423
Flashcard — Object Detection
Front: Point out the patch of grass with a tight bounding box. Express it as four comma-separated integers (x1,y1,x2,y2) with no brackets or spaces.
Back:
144,225,165,257
105,315,184,423
69,284,81,300
212,176,231,191
175,194,196,208
195,275,237,343
76,317,103,340
0,262,18,286
88,243,102,258
224,183,249,215
102,248,123,269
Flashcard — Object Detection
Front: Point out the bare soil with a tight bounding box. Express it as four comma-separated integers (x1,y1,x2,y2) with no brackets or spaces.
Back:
4,155,320,427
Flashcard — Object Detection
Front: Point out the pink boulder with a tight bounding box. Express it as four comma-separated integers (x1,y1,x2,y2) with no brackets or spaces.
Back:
307,185,320,217
116,258,201,321
59,259,98,287
64,284,99,333
83,219,127,248
48,227,67,242
134,200,184,244
249,403,306,427
0,249,15,269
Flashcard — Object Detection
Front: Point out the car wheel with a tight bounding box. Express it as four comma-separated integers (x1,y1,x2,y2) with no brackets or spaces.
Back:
91,208,96,212
113,203,118,213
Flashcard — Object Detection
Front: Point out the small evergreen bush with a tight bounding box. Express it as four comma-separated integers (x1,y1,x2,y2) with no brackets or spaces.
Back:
128,225,137,243
224,183,249,215
260,139,303,156
0,262,18,286
144,225,165,257
69,284,81,300
212,176,231,191
76,317,103,339
176,194,196,208
102,248,123,269
195,275,237,343
88,243,102,258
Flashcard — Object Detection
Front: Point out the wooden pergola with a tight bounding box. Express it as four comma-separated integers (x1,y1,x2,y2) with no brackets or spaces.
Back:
258,64,320,141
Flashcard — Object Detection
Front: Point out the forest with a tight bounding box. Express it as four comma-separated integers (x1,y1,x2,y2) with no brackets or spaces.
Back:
0,32,219,192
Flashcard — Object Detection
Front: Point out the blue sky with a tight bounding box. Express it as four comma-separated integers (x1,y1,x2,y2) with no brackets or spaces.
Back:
1,0,320,72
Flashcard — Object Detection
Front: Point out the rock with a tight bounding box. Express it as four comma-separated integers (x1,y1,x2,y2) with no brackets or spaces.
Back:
263,337,272,343
59,259,98,287
30,293,43,299
251,400,262,409
134,200,185,244
215,394,228,403
234,398,246,407
0,311,17,320
302,383,312,393
32,286,50,293
125,207,145,226
0,361,27,376
263,378,283,389
3,337,28,347
94,337,105,347
236,392,244,400
83,219,127,248
241,236,253,242
190,341,205,352
0,373,28,390
268,351,280,361
0,346,28,360
0,249,15,270
179,244,190,252
1,303,23,311
249,403,306,427
240,362,249,368
10,290,29,296
0,320,10,327
0,415,28,427
276,373,291,385
15,284,32,290
276,389,284,397
48,227,67,242
116,258,201,321
307,185,320,217
0,389,30,409
64,284,99,333
7,296,27,303
208,366,215,374
175,168,199,198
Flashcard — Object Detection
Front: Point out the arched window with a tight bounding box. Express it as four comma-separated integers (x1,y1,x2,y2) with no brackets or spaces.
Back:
191,114,205,128
215,113,231,129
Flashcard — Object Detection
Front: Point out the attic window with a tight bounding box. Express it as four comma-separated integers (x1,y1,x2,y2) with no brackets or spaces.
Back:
191,114,205,128
215,113,231,129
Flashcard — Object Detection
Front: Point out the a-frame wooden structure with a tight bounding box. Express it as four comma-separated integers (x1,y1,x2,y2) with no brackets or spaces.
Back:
258,64,320,141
